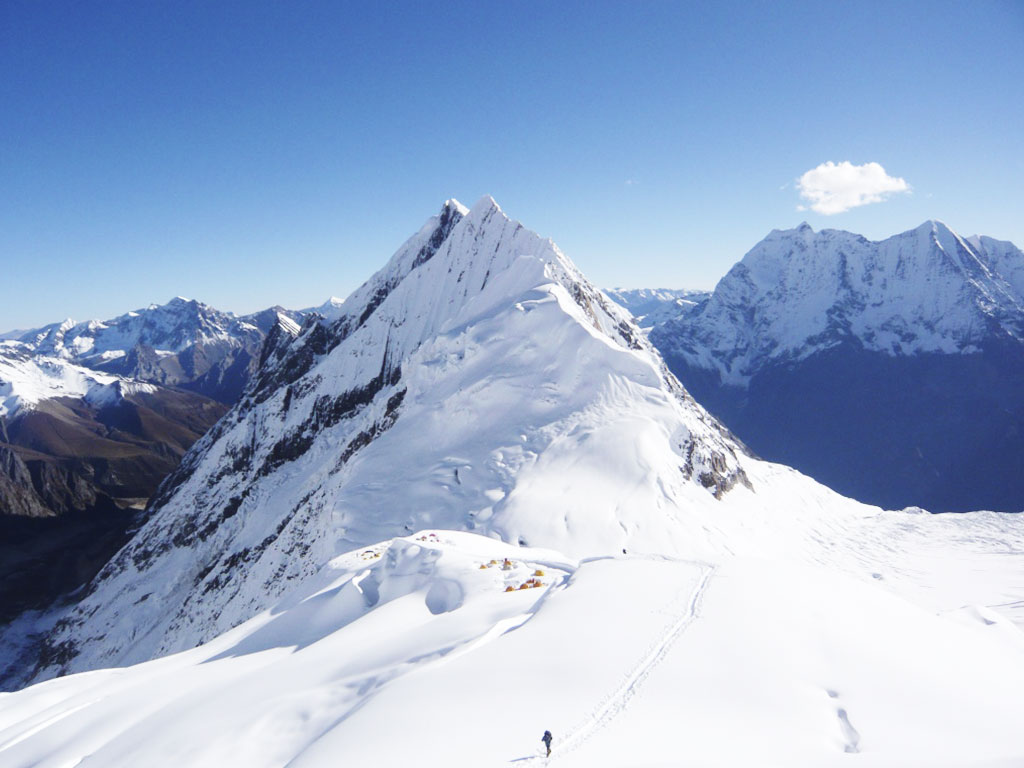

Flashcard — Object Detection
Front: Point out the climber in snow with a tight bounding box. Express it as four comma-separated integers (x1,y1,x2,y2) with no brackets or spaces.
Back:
542,729,553,757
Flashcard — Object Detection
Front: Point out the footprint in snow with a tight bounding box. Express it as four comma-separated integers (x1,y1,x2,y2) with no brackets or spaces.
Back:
826,689,861,754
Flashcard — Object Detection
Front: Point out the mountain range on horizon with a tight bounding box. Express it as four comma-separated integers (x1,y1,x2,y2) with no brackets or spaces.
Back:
2,197,1023,767
2,211,1023,647
3,213,1023,634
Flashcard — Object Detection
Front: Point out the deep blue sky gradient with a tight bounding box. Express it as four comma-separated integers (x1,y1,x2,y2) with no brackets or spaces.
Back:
2,0,1022,329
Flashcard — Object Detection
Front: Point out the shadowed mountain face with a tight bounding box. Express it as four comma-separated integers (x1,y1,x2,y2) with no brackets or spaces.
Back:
650,221,1024,513
0,382,228,623
660,341,1024,512
2,388,227,515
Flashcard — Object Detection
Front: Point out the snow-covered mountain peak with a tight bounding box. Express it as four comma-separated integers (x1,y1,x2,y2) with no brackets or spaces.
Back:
912,218,958,238
654,221,1024,385
24,199,753,683
779,221,816,238
18,296,263,362
443,197,470,216
2,297,289,404
297,195,644,371
305,296,346,318
908,219,976,260
465,193,501,219
150,296,195,311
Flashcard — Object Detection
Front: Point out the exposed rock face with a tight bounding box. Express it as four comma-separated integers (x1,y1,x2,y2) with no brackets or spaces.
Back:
648,221,1024,512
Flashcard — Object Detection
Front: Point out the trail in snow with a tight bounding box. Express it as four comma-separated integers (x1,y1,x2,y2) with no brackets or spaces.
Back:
513,559,715,764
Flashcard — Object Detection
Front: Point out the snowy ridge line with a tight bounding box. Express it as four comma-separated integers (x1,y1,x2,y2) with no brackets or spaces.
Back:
517,558,715,764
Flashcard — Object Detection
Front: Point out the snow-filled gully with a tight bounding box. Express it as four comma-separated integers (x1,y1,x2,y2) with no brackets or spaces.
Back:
515,558,715,764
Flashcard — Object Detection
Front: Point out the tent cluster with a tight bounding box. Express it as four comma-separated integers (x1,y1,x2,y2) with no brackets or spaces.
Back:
477,559,548,591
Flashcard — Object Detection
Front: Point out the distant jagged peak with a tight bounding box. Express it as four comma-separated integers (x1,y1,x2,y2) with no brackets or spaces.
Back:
301,296,347,321
912,218,951,235
903,219,983,260
605,287,710,305
137,295,226,320
152,295,198,310
741,218,1017,284
760,220,980,253
764,221,816,240
442,197,470,217
604,287,711,330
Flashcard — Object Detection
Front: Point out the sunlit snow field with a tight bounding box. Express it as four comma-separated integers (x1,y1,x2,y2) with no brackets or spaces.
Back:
2,501,1023,768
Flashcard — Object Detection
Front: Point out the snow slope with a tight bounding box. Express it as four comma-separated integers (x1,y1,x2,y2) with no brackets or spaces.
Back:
1,511,1023,767
0,344,154,420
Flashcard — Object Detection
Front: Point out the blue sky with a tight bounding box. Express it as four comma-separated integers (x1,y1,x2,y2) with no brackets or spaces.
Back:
2,0,1022,330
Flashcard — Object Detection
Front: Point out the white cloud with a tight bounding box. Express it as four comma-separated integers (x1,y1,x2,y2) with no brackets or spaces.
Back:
796,161,910,215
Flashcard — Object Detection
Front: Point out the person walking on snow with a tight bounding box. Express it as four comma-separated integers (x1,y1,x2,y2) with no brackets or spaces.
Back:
542,730,553,757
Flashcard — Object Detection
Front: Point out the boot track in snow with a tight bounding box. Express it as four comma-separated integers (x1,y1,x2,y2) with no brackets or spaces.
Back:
513,559,715,764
